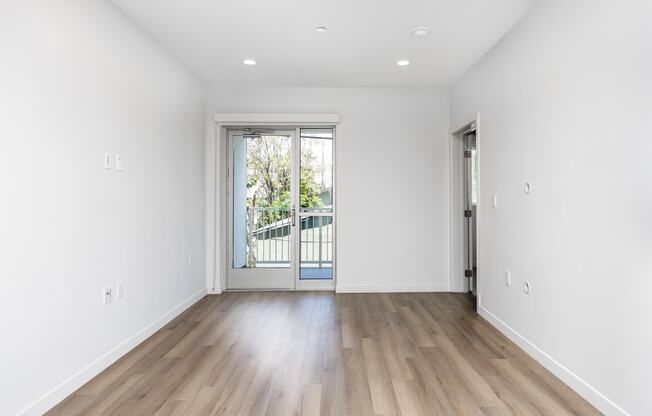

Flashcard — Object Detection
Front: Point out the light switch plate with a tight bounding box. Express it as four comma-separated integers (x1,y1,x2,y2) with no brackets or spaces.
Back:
116,154,125,172
116,281,124,299
103,285,114,305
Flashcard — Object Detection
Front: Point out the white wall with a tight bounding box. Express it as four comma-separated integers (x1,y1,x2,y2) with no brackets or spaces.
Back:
451,0,652,415
0,1,206,415
208,87,451,293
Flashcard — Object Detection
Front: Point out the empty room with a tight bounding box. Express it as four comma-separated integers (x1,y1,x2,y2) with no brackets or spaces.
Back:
1,0,650,415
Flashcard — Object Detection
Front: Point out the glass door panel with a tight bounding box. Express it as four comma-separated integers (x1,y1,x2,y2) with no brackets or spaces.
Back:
299,215,333,279
229,132,295,289
300,128,333,212
228,128,336,290
298,128,334,283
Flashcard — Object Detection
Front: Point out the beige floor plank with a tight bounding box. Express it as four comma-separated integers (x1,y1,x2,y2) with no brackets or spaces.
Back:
45,293,601,416
361,337,400,415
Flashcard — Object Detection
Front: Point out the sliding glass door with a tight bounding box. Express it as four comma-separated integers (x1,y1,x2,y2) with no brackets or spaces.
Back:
296,128,334,289
227,128,335,290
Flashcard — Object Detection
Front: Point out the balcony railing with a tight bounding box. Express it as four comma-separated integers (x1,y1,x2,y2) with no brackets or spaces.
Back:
247,207,292,266
299,215,333,267
246,207,333,270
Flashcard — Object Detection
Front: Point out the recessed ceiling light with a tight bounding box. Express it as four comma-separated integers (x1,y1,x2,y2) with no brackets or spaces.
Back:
314,26,328,33
412,27,430,37
243,59,256,65
396,60,410,66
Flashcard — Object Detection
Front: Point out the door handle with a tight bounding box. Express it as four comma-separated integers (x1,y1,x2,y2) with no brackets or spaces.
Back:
291,208,296,227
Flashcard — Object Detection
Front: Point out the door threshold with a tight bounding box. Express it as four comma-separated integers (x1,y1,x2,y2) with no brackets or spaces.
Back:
225,288,334,292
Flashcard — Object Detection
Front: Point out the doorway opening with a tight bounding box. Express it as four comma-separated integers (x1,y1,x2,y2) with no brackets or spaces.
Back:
463,130,478,300
227,127,335,291
450,117,479,310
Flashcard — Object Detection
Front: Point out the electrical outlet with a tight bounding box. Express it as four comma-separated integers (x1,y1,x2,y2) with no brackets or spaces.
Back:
104,153,112,169
402,246,409,258
505,270,511,286
492,194,498,208
116,281,124,299
103,285,114,305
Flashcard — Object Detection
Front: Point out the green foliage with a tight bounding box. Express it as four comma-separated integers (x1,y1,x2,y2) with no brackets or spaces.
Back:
246,136,324,212
246,136,291,209
300,176,323,208
242,136,325,228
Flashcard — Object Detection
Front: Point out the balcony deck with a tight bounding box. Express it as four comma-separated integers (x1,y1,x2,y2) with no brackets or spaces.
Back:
254,263,333,280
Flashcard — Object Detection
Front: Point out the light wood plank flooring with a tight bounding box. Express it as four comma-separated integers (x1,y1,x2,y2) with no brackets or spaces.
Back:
46,292,601,416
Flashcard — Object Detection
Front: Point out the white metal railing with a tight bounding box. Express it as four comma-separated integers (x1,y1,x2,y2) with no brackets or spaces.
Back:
299,215,333,267
246,207,333,268
247,207,292,266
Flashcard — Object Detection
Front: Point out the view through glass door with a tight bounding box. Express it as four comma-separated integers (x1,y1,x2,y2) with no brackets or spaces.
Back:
227,128,335,290
296,128,334,289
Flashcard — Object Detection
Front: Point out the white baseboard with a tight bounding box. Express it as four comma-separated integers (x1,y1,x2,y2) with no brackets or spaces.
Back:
478,305,630,416
16,288,207,416
336,283,450,293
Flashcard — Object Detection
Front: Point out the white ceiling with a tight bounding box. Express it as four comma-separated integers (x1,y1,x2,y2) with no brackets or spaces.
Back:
113,0,537,87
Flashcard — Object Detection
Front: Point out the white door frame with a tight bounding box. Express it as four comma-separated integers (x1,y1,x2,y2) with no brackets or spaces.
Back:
449,114,481,296
294,127,336,291
206,114,339,293
226,130,297,290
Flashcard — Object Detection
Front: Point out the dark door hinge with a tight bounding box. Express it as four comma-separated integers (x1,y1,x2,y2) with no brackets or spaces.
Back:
464,209,473,218
464,150,472,158
465,269,473,278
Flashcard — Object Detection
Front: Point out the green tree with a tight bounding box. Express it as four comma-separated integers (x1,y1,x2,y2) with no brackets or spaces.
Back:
246,136,291,208
246,136,323,211
299,161,323,208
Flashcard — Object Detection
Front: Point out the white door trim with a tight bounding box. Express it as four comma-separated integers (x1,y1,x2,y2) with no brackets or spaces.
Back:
449,114,481,295
214,113,340,126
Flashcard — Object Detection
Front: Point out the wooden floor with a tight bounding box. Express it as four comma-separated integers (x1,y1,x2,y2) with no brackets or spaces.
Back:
47,292,601,416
